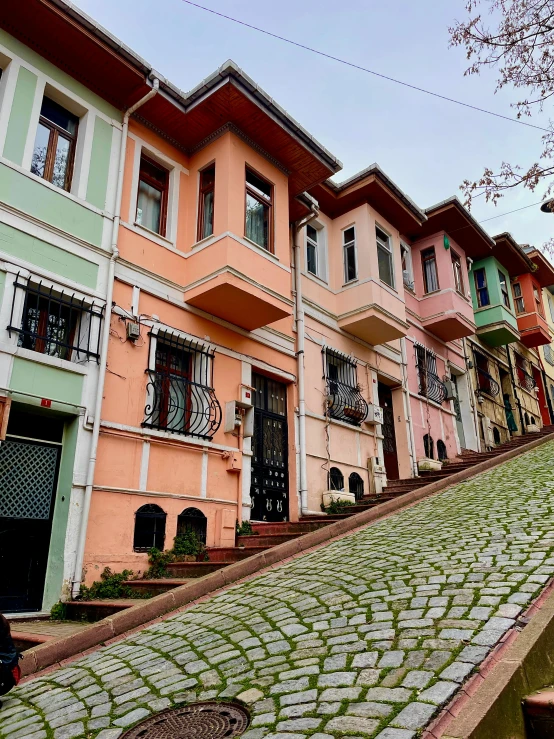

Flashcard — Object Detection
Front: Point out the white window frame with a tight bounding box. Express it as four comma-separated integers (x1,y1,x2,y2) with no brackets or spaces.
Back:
400,242,414,290
376,224,395,288
342,225,358,284
305,221,327,281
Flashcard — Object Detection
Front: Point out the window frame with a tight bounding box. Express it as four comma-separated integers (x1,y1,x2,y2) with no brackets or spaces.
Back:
342,226,358,284
400,242,414,290
136,153,170,237
245,166,274,252
421,247,439,294
31,96,79,192
197,163,215,242
376,225,395,288
133,504,167,552
498,270,511,309
306,223,319,277
533,284,545,317
512,282,525,314
451,249,465,295
474,267,490,308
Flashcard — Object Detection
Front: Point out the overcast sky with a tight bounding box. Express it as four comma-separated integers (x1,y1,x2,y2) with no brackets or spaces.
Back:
74,0,554,250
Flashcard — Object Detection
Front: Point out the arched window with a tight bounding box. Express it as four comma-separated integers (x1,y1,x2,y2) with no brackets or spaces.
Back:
328,467,344,491
524,413,530,426
530,415,536,425
177,507,207,544
133,504,166,552
349,472,364,501
493,427,501,445
437,440,447,461
423,434,434,459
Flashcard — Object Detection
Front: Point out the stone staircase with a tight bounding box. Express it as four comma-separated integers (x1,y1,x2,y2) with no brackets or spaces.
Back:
47,425,554,626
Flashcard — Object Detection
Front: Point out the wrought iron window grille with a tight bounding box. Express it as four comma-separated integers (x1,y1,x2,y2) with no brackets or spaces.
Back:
143,331,222,440
8,275,104,363
323,348,368,426
517,365,537,393
415,344,447,405
475,367,500,397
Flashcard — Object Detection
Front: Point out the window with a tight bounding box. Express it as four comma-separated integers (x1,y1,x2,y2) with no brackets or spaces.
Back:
534,285,545,317
328,467,344,491
245,168,273,250
549,294,554,323
343,227,357,282
8,275,103,363
31,96,79,191
136,155,169,236
349,472,364,501
376,226,394,288
514,353,535,391
474,351,498,396
197,164,215,241
177,507,207,545
324,348,368,426
452,251,464,294
493,427,501,445
544,344,554,366
474,268,490,307
133,504,166,551
437,439,448,461
143,333,222,439
512,282,525,314
415,345,446,404
306,224,318,276
498,270,510,308
421,247,439,294
423,434,434,459
401,243,414,290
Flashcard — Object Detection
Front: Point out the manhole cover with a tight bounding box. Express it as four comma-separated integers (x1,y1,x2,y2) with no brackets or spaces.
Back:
121,701,250,738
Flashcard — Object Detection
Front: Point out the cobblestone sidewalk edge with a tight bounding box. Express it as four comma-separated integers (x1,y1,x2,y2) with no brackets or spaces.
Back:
20,431,554,680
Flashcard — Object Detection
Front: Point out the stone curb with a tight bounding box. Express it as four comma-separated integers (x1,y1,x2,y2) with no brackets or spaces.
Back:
20,432,554,679
429,581,554,739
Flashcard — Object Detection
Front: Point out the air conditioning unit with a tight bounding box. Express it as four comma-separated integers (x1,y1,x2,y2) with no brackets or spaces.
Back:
365,404,384,425
126,321,140,341
443,379,456,401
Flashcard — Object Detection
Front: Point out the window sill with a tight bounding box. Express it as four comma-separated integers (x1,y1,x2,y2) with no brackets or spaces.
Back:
1,342,91,375
342,279,359,288
302,270,329,287
380,279,397,293
243,236,279,260
133,222,176,247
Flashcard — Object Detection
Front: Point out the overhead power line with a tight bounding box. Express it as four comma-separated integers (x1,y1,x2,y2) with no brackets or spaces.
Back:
182,0,551,134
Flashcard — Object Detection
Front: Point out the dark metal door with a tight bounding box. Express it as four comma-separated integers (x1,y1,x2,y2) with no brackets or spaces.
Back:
250,374,289,522
378,383,399,480
0,438,60,612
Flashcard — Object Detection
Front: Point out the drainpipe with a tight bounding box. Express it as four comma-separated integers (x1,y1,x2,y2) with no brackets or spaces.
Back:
293,205,319,515
506,345,526,434
400,337,418,476
71,78,160,597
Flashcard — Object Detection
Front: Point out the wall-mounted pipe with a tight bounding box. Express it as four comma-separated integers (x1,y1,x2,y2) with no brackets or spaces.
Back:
292,206,319,515
71,78,160,597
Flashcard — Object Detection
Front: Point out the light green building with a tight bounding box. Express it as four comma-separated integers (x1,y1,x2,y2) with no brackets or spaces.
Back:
0,27,122,613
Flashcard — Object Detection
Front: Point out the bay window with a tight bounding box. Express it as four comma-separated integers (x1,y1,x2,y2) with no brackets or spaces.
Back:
245,168,273,250
376,226,394,288
452,251,464,294
198,164,215,240
498,270,511,308
422,247,439,294
343,227,357,283
474,268,490,307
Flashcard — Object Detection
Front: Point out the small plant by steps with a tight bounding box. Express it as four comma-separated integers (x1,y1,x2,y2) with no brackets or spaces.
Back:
50,601,67,620
79,568,137,600
236,520,257,536
321,497,356,515
145,531,208,578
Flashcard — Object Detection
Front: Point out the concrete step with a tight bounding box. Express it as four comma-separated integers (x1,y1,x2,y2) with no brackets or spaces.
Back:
166,561,231,578
250,521,335,535
237,533,302,547
207,546,270,562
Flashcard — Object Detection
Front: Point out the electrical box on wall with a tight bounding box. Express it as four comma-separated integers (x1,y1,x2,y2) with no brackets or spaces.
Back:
240,384,254,406
224,401,254,437
224,451,242,473
365,404,384,425
126,322,140,341
443,380,456,400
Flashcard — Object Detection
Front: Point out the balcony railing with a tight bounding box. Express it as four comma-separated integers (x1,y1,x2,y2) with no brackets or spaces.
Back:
326,379,369,426
476,368,500,397
418,369,447,405
517,367,536,393
143,370,222,440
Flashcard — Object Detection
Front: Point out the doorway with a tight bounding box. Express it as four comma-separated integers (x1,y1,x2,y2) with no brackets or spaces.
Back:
532,365,551,426
378,383,399,480
250,373,289,522
451,374,466,449
0,409,62,612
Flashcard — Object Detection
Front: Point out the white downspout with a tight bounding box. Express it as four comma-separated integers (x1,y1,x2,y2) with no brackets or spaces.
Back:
400,337,418,476
293,207,318,515
71,78,160,597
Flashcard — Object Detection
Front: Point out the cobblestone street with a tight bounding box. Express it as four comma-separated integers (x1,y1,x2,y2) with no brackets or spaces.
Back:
2,442,554,739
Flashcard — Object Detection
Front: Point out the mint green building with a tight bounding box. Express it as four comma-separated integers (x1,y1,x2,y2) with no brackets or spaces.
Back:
469,255,520,347
0,27,121,612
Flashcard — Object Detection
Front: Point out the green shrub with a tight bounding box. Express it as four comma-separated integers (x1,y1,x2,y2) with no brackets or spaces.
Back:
144,548,174,579
50,601,67,620
173,530,206,558
236,520,256,536
321,497,356,515
79,567,135,601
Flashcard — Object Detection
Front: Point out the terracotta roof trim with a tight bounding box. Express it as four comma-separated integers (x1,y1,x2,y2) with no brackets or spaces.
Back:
425,196,495,248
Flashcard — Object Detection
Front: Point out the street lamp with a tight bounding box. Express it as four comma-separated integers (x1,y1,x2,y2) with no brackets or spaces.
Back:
540,199,554,213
